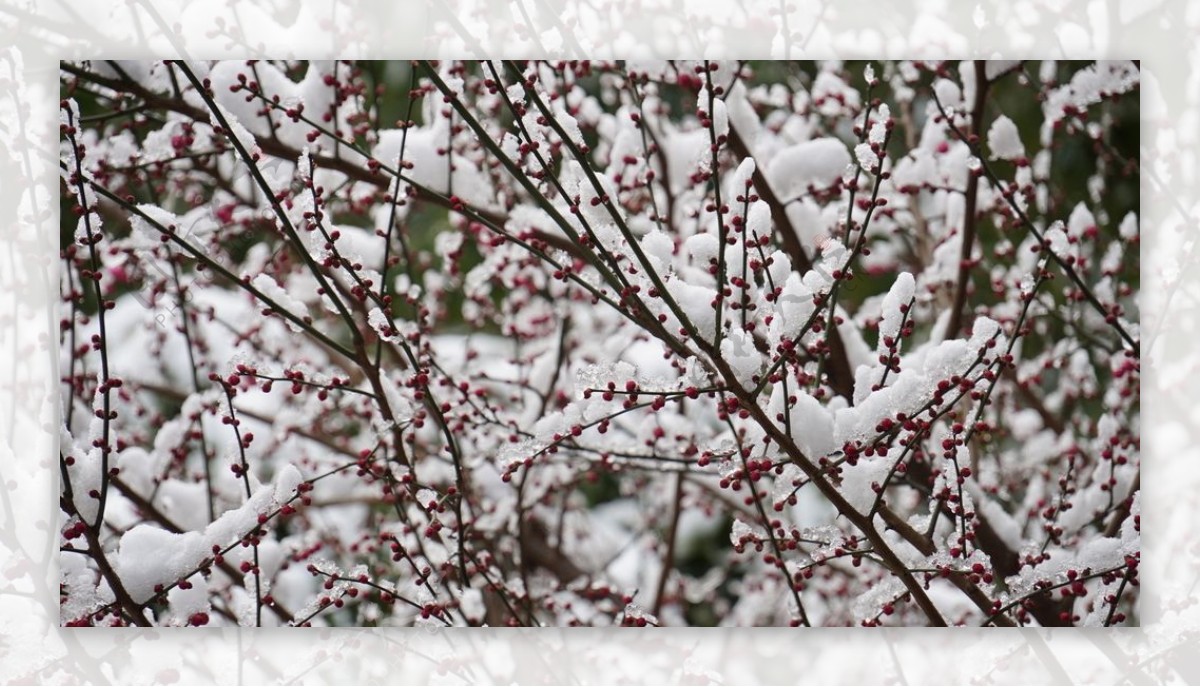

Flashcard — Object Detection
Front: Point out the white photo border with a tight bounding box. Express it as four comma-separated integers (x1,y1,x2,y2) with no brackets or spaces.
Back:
0,0,1188,683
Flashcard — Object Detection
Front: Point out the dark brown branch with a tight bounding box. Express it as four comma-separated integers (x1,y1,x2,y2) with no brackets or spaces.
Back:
652,473,685,619
726,123,854,401
946,60,990,339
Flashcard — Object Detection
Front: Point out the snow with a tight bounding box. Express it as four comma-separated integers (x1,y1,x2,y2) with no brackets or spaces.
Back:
959,62,977,110
745,200,771,243
765,250,791,289
154,480,211,532
61,549,114,622
378,373,415,424
708,89,729,141
811,71,861,116
460,588,486,623
1076,536,1125,571
532,411,568,443
1007,409,1046,441
251,274,311,332
867,104,890,145
208,102,260,158
65,446,102,526
115,447,163,497
730,518,761,547
854,142,879,172
729,157,756,195
720,329,760,387
891,149,937,191
1067,202,1096,238
1118,212,1138,239
850,575,905,623
272,465,305,503
1039,60,1058,83
371,124,497,211
685,232,719,265
966,482,1024,552
933,79,962,109
128,203,183,244
554,104,586,147
987,115,1025,161
836,307,875,372
115,465,303,605
1042,61,1139,131
769,273,815,342
833,316,1000,448
661,128,710,194
968,316,1003,351
114,526,208,605
769,386,837,459
334,224,388,266
1042,220,1071,258
666,280,719,341
767,138,851,200
839,450,892,513
208,62,292,140
878,272,915,352
641,230,675,270
167,575,210,620
725,81,761,147
985,61,1021,81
